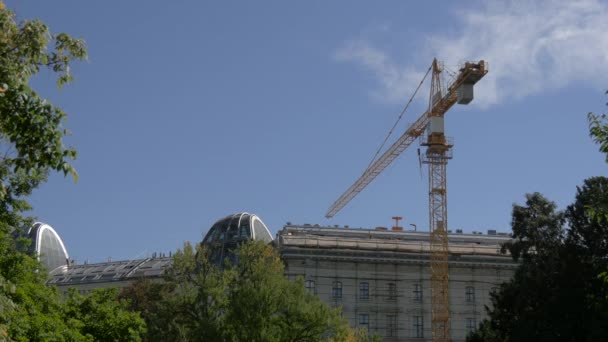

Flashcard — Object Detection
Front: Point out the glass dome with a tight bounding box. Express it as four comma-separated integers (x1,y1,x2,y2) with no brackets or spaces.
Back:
202,212,272,265
27,222,69,272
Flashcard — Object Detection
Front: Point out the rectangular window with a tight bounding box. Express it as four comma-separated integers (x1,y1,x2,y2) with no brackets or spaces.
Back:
465,286,475,303
359,313,369,332
413,315,424,338
413,283,423,302
305,279,315,294
332,281,342,299
359,282,369,300
466,318,476,334
386,314,397,337
387,282,397,300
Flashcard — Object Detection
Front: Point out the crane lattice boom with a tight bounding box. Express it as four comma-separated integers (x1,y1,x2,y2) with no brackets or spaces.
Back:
325,58,487,342
325,60,487,219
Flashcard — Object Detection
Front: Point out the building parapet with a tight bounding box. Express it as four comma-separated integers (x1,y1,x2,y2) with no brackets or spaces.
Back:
278,225,512,258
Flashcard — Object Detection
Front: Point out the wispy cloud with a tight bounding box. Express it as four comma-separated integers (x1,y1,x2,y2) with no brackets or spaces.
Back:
335,0,608,107
334,40,426,103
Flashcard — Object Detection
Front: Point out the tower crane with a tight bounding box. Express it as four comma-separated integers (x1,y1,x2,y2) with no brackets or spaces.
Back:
325,58,487,342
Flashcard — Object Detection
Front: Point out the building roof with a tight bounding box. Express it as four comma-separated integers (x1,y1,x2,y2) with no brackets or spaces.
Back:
277,224,513,260
27,222,69,272
202,212,273,245
48,255,172,286
49,212,273,286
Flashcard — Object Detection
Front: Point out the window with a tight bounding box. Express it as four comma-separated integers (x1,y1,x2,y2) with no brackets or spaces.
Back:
238,218,251,239
413,315,424,338
359,313,369,332
387,282,397,300
413,283,423,302
466,318,476,334
465,286,475,303
359,282,369,300
332,281,342,299
386,314,397,337
305,280,315,294
252,219,272,243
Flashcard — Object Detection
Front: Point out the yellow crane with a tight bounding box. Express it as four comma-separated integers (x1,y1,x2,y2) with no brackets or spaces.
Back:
325,58,487,342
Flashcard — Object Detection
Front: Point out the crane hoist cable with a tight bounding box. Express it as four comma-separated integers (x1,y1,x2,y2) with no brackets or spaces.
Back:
366,64,432,170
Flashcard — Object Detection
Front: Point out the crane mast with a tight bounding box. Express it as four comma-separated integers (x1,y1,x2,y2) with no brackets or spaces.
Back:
424,59,453,342
326,58,487,342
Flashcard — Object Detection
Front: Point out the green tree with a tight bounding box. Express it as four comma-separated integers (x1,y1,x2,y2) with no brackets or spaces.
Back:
62,288,146,342
468,190,608,342
118,279,172,342
223,241,358,342
0,3,145,341
0,2,87,340
468,99,608,341
0,1,85,231
122,241,372,342
588,91,608,163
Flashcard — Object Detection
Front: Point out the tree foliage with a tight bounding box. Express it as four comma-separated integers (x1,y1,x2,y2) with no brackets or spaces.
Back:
62,288,146,342
121,241,372,342
468,97,608,341
588,91,608,163
0,3,145,341
0,1,85,233
469,188,608,342
0,3,88,340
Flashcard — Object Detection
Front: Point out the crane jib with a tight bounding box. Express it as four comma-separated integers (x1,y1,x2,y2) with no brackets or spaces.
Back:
325,60,487,219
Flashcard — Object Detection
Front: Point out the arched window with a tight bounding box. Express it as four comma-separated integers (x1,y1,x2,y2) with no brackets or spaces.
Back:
332,281,342,299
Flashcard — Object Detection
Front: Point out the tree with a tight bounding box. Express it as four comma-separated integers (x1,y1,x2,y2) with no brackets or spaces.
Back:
118,278,172,342
222,241,359,342
469,189,608,342
501,192,564,262
0,4,146,341
588,91,608,163
62,288,146,342
122,241,373,342
0,1,85,231
0,2,87,339
468,100,608,341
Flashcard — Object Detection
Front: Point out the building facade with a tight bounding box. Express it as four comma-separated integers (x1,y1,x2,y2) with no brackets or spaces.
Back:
44,215,516,341
276,224,516,342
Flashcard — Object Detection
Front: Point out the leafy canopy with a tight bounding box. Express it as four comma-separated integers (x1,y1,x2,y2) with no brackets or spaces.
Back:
0,3,145,341
122,241,374,342
468,95,608,342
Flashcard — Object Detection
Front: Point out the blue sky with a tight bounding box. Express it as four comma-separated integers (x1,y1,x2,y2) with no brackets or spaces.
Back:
6,0,607,262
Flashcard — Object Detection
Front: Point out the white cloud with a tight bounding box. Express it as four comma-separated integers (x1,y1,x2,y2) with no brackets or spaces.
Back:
333,40,425,103
335,0,608,107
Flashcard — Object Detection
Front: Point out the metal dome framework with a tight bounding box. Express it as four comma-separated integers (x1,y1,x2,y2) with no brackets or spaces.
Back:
27,222,69,272
202,212,273,265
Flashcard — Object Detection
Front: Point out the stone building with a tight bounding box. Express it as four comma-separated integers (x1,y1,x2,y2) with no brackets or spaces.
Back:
276,224,516,342
44,214,516,341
